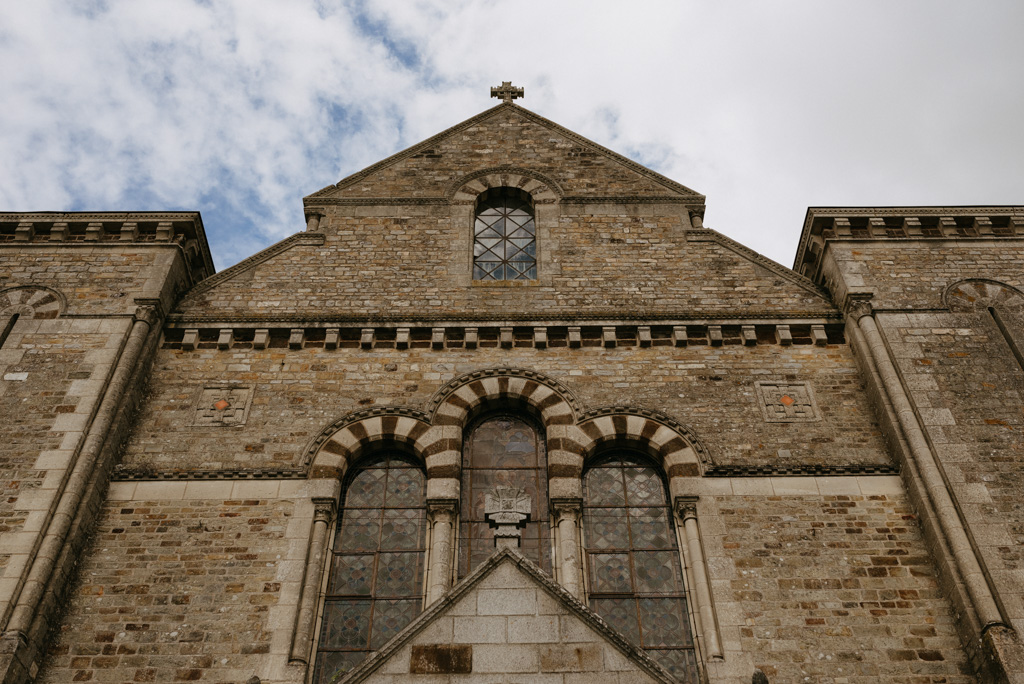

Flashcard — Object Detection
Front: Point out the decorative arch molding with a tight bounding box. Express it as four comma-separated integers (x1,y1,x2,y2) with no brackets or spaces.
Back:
945,278,1024,313
447,166,563,203
569,407,707,481
0,286,65,319
304,406,433,480
427,367,582,427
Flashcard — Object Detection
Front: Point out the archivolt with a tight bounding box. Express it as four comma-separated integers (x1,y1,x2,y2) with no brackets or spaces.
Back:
447,166,563,203
945,278,1024,313
305,407,433,479
0,286,65,319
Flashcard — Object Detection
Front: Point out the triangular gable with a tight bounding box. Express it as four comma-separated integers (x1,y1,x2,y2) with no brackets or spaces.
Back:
305,102,705,204
336,548,679,684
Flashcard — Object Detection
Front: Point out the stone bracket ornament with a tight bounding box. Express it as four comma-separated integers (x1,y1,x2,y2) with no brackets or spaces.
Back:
484,486,531,549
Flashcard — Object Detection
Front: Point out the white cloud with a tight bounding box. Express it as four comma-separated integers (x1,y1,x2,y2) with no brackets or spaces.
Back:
1,0,1022,269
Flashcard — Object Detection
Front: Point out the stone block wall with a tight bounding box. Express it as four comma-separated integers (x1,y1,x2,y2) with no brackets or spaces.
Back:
119,337,888,476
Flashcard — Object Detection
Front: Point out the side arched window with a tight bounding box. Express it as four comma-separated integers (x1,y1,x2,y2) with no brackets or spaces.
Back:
313,454,426,682
459,415,551,576
582,456,698,681
473,187,537,280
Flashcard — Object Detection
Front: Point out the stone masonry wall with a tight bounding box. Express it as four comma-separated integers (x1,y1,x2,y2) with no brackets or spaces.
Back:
0,317,131,625
180,214,833,320
878,311,1024,636
38,488,308,684
120,338,888,475
705,484,974,683
821,240,1024,311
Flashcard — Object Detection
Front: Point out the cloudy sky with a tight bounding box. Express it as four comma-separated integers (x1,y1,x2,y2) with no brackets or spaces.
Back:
1,1,1022,270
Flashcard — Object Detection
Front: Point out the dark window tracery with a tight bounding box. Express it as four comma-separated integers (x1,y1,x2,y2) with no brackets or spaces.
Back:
459,414,551,576
583,455,699,680
473,187,537,280
313,454,426,682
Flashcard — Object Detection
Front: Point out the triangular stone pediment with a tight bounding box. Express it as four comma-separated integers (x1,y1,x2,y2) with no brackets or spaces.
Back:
304,103,704,205
333,548,681,684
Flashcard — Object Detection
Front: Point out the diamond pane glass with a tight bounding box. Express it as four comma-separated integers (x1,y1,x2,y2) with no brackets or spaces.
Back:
370,599,419,649
585,468,626,506
313,651,367,684
624,467,665,505
329,554,374,595
375,552,423,596
583,456,696,681
380,509,425,550
585,508,629,549
345,469,386,507
472,187,536,281
320,600,371,649
634,551,683,594
638,597,691,647
316,454,426,679
629,507,673,549
591,597,640,645
337,510,380,551
590,553,633,593
459,415,549,577
385,469,424,508
647,649,700,679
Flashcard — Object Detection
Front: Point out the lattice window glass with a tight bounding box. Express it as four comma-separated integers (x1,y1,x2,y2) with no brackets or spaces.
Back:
473,187,537,280
459,415,551,576
583,456,699,681
313,454,426,683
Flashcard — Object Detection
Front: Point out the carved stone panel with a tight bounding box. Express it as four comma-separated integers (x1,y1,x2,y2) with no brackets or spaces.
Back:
754,381,820,423
193,385,254,426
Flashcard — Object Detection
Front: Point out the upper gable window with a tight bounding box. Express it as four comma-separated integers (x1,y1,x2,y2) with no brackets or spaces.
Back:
473,187,537,280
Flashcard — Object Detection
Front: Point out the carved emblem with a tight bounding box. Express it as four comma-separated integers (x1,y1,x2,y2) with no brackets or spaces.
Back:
754,381,820,423
484,486,531,549
193,385,254,426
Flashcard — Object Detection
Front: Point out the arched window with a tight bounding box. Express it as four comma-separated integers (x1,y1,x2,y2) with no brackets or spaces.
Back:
313,454,427,683
582,455,699,681
473,187,537,280
459,414,551,576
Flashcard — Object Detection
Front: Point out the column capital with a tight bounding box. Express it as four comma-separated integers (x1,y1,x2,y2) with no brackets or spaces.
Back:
673,495,699,521
426,498,459,523
312,497,337,523
550,497,582,522
132,300,163,326
844,294,874,321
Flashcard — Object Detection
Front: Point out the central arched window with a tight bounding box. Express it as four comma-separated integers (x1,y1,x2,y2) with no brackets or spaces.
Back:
459,414,551,576
313,453,426,683
582,455,699,681
473,187,537,280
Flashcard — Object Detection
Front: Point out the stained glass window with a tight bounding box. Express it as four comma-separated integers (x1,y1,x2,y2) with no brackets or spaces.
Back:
583,457,700,681
473,187,537,280
459,415,551,576
313,454,426,683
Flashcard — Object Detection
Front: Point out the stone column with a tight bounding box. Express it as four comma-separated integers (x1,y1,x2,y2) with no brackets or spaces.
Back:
674,497,722,660
290,498,337,663
426,499,458,605
551,499,582,599
305,210,323,232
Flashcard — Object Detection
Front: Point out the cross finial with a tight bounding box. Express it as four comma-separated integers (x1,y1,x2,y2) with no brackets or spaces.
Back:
490,81,524,104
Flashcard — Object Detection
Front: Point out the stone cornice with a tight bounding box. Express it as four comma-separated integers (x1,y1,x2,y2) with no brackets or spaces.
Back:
165,311,843,325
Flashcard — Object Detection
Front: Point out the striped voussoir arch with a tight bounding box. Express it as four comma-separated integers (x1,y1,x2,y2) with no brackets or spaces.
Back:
571,409,706,496
307,409,433,479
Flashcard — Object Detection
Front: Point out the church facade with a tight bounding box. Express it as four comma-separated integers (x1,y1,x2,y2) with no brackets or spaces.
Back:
1,91,1023,683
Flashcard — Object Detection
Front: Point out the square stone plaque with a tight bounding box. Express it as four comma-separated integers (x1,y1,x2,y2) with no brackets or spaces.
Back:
755,381,820,422
193,385,254,426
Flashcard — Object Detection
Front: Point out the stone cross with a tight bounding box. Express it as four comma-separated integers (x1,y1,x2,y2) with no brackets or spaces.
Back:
490,81,524,104
484,486,531,549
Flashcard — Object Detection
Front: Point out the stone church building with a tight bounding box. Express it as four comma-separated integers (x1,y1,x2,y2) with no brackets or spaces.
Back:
1,86,1023,683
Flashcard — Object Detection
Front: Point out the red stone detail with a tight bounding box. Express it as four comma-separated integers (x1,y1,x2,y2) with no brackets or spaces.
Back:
213,399,230,410
779,395,795,407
